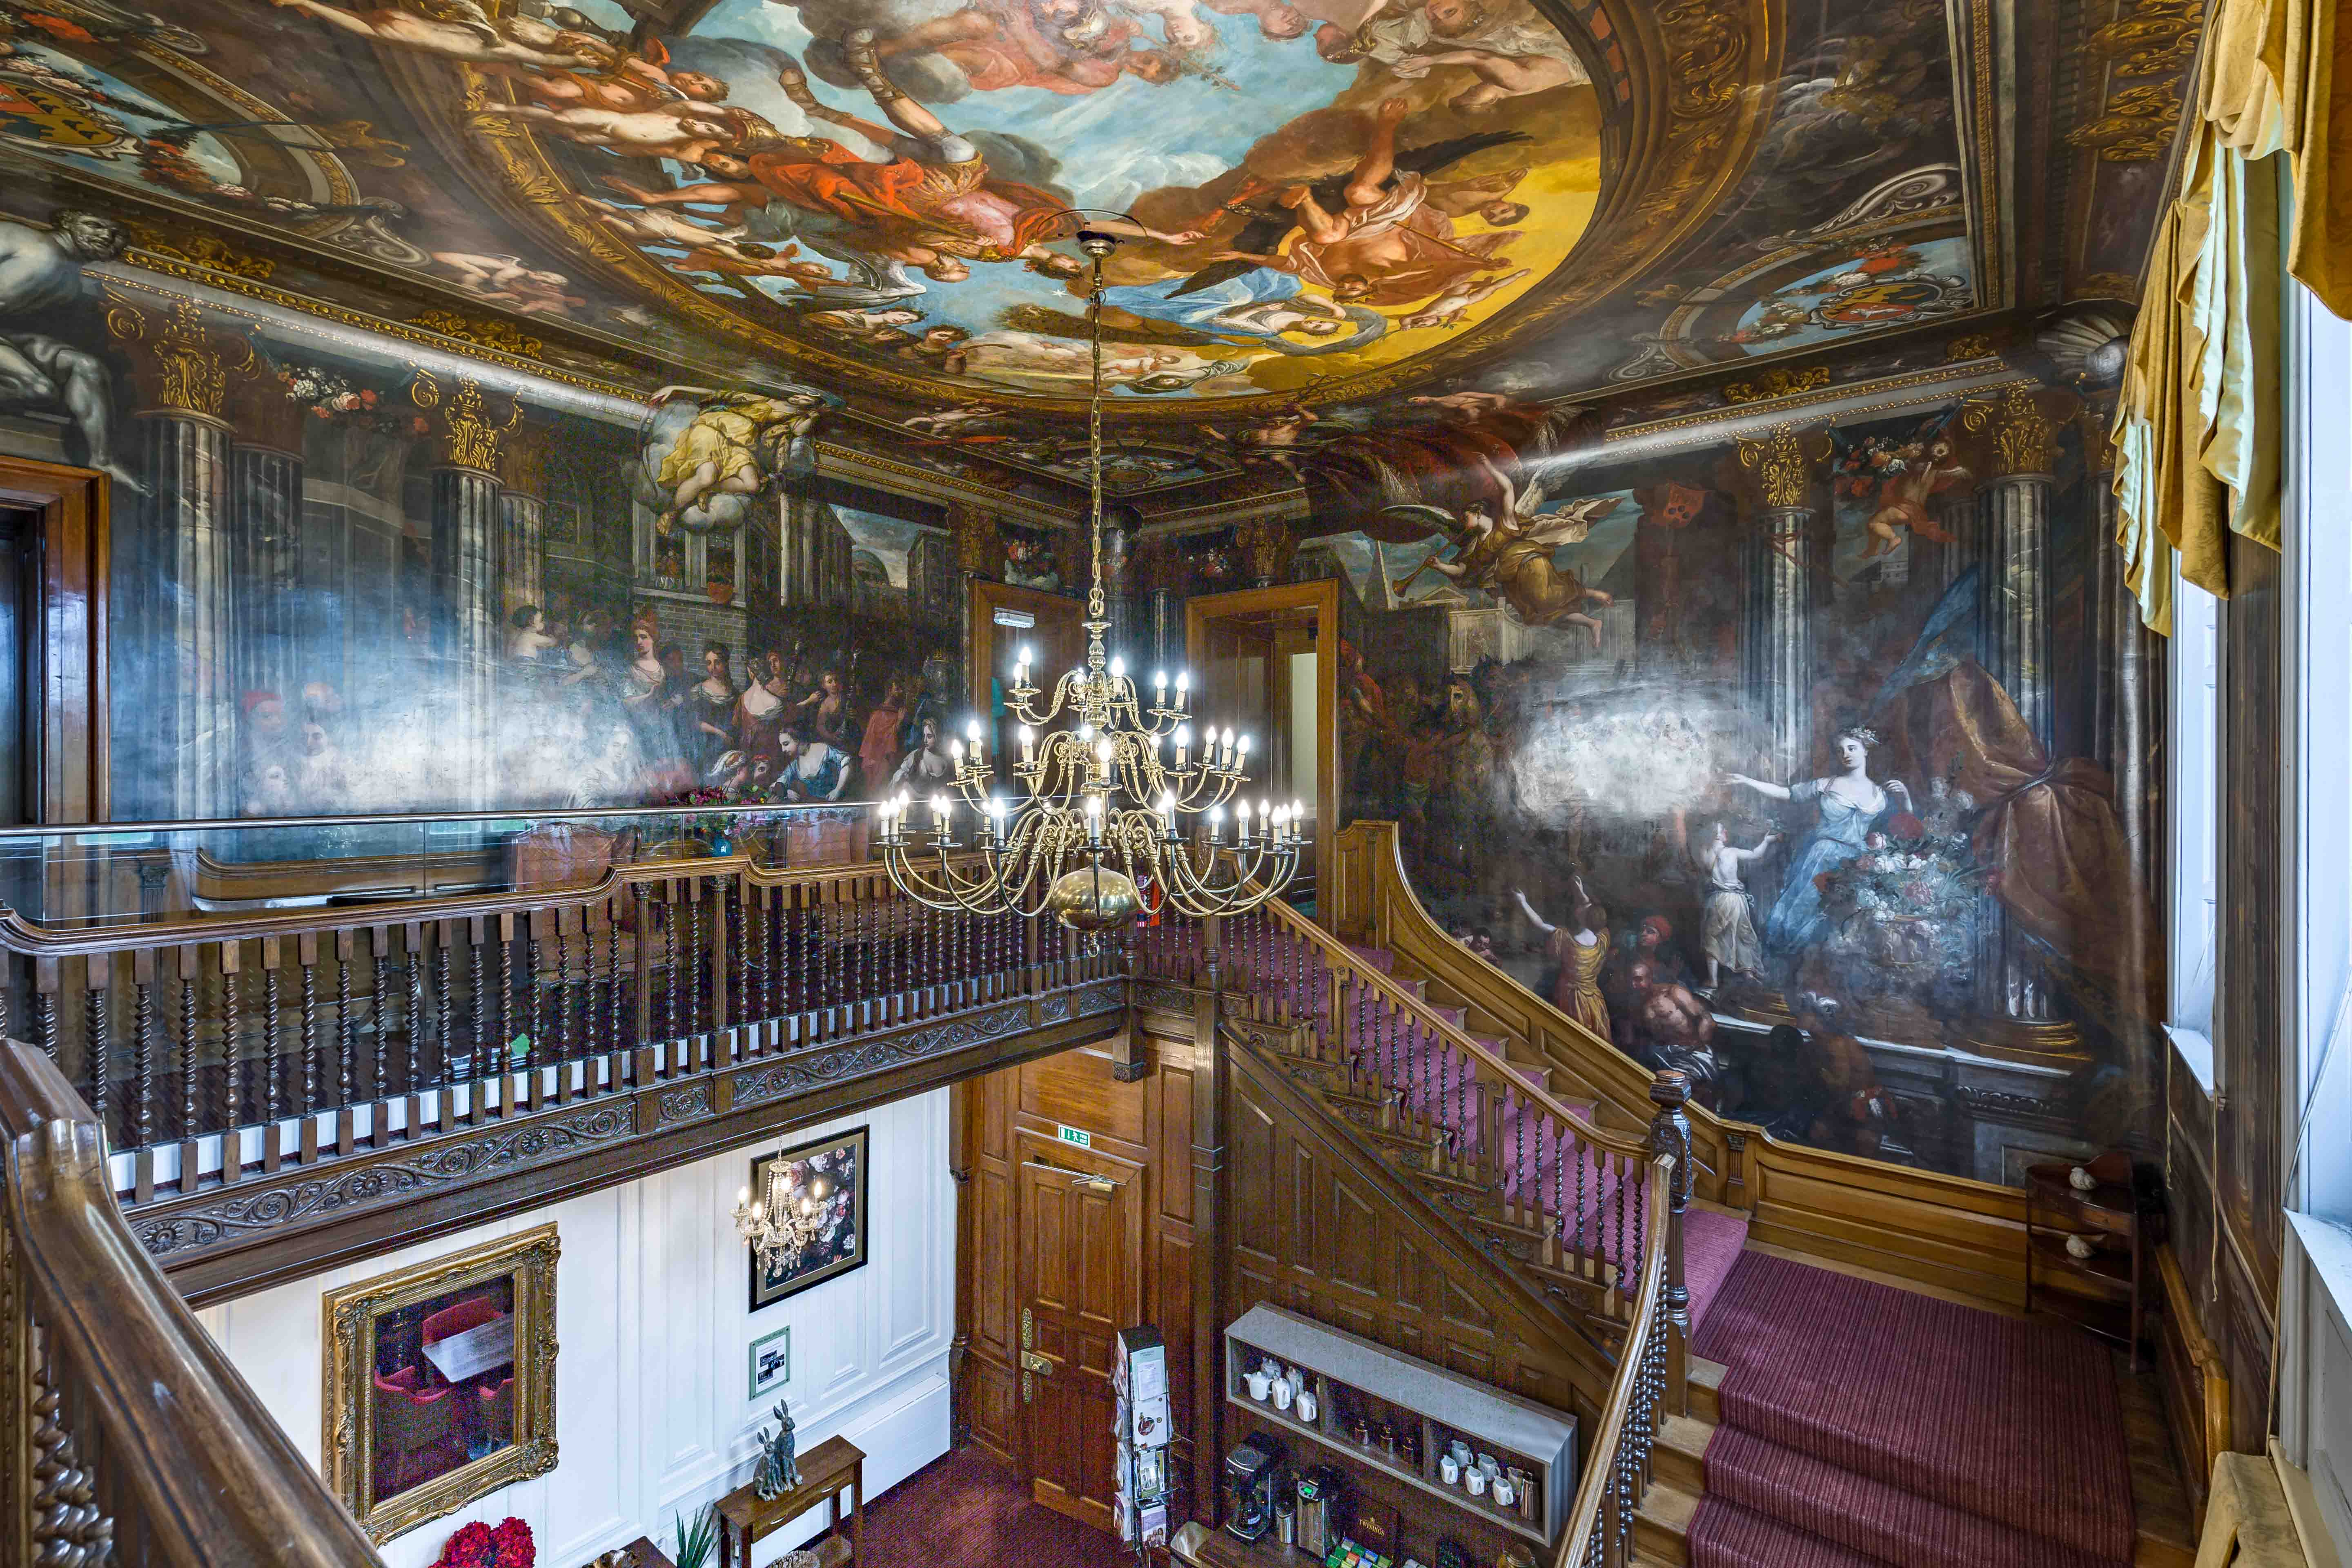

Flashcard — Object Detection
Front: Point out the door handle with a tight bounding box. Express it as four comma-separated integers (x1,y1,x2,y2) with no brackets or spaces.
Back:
1021,1350,1054,1376
1071,1174,1115,1194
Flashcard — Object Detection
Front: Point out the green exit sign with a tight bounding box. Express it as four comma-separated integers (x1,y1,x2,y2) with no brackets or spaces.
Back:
1057,1125,1092,1149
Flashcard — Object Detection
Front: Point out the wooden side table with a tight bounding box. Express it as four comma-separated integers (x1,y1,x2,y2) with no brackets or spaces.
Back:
716,1434,864,1568
2024,1156,2154,1370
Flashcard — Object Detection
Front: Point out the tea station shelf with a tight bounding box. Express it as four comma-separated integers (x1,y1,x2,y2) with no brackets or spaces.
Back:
1223,1304,1577,1548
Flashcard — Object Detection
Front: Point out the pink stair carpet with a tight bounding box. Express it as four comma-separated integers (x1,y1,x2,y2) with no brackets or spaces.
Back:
1232,934,1751,1333
1687,1252,2134,1568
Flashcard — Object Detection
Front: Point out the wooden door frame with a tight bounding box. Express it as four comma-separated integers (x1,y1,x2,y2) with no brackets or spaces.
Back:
966,578,1087,718
1011,1131,1144,1528
0,457,109,823
1184,579,1340,908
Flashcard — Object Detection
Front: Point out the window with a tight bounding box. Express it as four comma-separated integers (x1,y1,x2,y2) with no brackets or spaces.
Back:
2167,570,2218,1090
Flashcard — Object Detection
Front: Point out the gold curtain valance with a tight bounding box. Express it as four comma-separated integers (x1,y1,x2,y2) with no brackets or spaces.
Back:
2110,0,2350,633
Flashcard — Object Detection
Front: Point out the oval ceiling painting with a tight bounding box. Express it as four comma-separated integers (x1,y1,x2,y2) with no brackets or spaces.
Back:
416,0,1604,402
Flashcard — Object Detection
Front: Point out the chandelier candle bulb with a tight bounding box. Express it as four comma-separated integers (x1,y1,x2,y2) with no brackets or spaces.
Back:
1176,670,1190,710
1018,725,1035,765
1175,726,1190,768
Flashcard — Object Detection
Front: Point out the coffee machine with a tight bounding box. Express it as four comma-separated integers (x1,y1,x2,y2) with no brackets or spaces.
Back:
1295,1465,1348,1556
1223,1433,1284,1540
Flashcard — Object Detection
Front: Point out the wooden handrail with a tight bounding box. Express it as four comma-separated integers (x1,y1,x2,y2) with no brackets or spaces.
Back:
1257,897,1653,1163
0,844,930,954
1553,1154,1675,1568
0,1038,385,1565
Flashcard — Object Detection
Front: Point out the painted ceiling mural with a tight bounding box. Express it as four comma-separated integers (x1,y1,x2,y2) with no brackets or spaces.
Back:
0,0,2194,494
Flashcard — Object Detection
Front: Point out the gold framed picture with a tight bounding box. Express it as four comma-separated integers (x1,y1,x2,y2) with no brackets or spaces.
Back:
322,1225,560,1544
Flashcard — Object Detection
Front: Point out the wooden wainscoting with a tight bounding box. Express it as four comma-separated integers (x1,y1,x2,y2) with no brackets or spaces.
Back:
954,1020,1205,1527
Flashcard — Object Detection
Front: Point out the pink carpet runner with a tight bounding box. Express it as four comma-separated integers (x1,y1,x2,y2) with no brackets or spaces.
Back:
1686,1252,2134,1568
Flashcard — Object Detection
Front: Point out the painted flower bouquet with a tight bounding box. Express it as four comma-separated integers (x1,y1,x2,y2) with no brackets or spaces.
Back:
433,1517,535,1568
1816,829,1982,978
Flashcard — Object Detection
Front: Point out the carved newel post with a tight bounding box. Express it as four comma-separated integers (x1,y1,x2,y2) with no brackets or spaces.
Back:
1735,424,1826,786
1646,1067,1693,1416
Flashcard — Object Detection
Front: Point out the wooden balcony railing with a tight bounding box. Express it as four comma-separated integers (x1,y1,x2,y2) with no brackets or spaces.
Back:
0,1034,387,1566
1141,897,1686,1335
1555,1152,1676,1568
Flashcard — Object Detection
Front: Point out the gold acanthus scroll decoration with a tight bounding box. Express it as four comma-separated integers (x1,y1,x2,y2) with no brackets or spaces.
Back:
2086,0,2201,80
1960,383,2062,477
2067,82,2186,162
104,298,258,419
411,369,524,477
1737,423,1818,509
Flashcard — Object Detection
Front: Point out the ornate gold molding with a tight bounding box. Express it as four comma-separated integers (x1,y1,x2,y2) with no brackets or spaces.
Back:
321,1223,559,1545
409,308,545,359
1944,334,1998,363
1736,423,1820,509
104,297,258,419
1721,366,1830,404
411,368,524,477
948,502,1000,577
1233,514,1297,585
2067,82,2186,162
2087,0,2201,80
1960,383,2067,477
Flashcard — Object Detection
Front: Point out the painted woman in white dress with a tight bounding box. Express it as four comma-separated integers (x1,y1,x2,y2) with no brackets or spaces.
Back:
1723,727,1913,958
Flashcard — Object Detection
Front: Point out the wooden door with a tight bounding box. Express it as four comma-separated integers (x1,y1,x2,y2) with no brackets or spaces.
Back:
968,578,1087,773
1185,581,1340,904
1016,1152,1134,1528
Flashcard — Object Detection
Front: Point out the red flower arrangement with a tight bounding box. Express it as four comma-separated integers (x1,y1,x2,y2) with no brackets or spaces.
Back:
433,1517,535,1568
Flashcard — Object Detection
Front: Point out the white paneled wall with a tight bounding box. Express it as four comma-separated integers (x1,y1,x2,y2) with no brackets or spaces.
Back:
196,1090,956,1568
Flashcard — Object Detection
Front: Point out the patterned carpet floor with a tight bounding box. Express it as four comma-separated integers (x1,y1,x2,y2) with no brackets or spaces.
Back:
1686,1252,2135,1568
861,1447,1129,1568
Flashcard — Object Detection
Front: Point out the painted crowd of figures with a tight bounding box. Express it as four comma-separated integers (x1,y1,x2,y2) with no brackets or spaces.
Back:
236,602,960,817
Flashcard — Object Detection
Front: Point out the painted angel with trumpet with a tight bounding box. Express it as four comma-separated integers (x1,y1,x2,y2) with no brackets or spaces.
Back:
1382,455,1621,646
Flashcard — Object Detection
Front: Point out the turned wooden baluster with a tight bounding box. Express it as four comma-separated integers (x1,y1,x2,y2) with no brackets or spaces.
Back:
179,945,203,1177
81,956,110,1147
460,919,486,1118
334,931,357,1151
219,940,243,1177
131,949,157,1157
368,927,389,1115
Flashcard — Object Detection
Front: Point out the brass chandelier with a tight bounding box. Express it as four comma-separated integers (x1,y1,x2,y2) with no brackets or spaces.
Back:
876,221,1303,932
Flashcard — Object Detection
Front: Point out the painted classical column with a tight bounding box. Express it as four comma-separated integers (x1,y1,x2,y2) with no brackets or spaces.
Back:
416,372,519,811
498,427,548,624
227,378,307,732
1909,490,1974,597
109,299,252,819
1735,425,1824,786
1956,384,2080,1058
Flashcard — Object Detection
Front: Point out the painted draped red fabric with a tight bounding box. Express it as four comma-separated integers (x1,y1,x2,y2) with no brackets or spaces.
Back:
1913,663,2134,992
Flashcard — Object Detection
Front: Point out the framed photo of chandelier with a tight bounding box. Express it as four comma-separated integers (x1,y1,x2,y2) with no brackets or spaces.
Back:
746,1126,869,1312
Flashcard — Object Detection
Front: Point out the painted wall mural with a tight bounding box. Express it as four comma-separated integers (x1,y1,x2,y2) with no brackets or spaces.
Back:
0,216,961,823
1310,383,2158,1187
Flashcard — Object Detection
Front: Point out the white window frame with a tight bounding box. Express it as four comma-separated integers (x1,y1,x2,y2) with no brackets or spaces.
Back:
2274,235,2352,1560
2167,567,2220,1090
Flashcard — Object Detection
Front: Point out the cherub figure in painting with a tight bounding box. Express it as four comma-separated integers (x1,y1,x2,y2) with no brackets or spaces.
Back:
642,385,829,532
1858,438,1967,557
1381,455,1619,644
266,0,617,71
